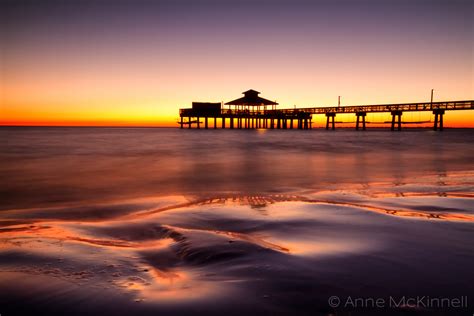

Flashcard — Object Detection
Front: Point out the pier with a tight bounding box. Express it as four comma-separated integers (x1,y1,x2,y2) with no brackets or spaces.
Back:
179,90,473,131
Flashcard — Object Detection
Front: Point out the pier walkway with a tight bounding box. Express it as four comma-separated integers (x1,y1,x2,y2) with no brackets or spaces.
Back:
179,90,473,131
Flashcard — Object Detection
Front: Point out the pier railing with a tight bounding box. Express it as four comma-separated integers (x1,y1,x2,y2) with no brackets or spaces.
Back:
278,100,473,114
180,100,473,117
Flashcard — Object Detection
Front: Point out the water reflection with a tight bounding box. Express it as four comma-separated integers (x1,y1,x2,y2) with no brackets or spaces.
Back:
1,128,473,211
0,128,473,315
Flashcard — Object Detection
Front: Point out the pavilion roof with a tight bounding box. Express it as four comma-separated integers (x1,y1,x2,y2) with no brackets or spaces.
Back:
225,89,278,106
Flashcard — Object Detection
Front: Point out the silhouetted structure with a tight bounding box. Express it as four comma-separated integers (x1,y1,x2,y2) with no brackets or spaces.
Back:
225,89,278,111
179,90,473,131
180,90,312,130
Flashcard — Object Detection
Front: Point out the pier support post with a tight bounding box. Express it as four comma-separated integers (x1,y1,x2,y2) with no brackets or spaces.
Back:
205,117,208,129
230,117,234,129
290,119,294,129
214,117,217,129
271,119,274,129
433,109,445,131
180,117,183,129
355,112,366,131
277,119,281,129
391,111,402,131
188,117,191,129
222,117,226,129
326,113,336,130
197,117,201,129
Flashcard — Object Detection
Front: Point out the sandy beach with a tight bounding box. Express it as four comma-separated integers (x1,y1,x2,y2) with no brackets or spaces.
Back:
1,128,473,315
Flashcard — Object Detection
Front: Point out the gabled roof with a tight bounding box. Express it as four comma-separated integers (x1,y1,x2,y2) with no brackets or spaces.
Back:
225,89,278,106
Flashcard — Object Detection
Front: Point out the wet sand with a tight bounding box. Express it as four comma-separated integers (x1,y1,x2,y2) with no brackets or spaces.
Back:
1,128,473,315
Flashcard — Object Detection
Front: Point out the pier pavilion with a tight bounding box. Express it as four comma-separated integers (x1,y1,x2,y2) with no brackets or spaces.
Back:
179,89,313,130
225,89,278,112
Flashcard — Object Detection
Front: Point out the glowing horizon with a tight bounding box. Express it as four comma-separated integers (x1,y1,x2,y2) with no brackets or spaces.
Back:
1,0,473,127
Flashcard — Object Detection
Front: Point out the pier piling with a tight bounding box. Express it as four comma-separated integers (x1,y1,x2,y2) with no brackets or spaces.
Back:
356,112,367,131
433,109,445,131
391,111,402,131
326,113,336,130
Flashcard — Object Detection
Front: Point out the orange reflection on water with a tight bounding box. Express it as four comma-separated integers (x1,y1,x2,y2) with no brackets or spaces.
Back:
309,200,474,222
264,238,373,256
118,266,225,303
0,222,174,251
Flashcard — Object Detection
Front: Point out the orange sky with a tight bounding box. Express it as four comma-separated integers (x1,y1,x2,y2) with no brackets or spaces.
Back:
1,1,473,127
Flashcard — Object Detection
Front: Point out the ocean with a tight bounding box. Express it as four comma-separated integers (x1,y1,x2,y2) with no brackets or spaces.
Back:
0,127,473,315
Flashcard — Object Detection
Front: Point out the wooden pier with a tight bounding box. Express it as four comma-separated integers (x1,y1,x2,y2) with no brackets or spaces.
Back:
179,90,474,131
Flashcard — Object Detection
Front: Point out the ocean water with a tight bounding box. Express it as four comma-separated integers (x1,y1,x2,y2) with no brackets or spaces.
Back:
0,127,473,315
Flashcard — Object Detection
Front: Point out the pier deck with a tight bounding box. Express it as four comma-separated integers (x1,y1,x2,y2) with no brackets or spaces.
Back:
179,99,473,131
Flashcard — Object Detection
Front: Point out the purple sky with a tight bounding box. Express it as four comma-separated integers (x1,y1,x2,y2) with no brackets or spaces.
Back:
2,0,473,125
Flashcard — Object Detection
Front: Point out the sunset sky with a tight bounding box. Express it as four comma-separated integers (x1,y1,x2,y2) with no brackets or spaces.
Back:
1,0,473,127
